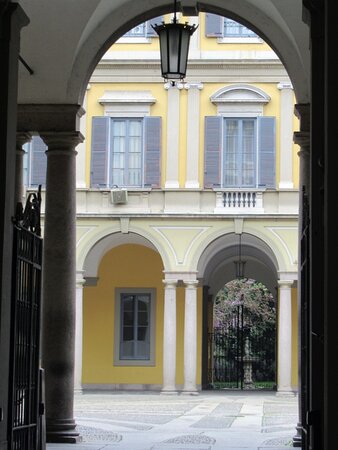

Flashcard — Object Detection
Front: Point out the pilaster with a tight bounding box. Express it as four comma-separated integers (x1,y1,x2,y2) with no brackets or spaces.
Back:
161,278,178,394
74,271,86,393
185,83,203,189
15,132,31,206
278,82,294,189
277,280,295,396
164,83,181,189
182,279,199,395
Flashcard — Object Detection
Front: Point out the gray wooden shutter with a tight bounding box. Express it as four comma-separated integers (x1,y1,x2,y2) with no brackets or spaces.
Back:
90,116,110,187
31,136,47,186
205,13,223,37
146,16,163,37
258,116,276,188
144,116,161,187
204,116,222,188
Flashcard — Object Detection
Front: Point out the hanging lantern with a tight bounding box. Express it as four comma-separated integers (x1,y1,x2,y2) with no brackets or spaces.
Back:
234,234,246,279
152,0,197,81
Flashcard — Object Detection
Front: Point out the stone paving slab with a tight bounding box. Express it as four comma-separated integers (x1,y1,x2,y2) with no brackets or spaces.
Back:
47,391,298,450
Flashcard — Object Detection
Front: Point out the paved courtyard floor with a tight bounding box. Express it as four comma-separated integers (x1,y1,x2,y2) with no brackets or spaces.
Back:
47,390,298,450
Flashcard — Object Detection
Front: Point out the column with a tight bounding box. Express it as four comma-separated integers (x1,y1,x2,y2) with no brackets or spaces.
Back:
0,5,29,448
277,280,294,396
40,131,84,443
74,271,85,393
182,280,199,394
161,279,178,393
15,132,31,206
164,83,181,188
185,83,203,188
278,82,294,189
293,103,310,447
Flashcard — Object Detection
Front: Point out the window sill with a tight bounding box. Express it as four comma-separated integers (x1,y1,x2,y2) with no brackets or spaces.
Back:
113,360,155,367
116,37,152,44
217,37,263,44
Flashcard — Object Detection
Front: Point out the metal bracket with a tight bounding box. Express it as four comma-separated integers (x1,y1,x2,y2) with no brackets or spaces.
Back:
180,0,200,16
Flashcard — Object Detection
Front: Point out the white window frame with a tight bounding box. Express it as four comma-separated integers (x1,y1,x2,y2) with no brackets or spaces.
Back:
114,288,156,366
217,17,262,44
97,90,157,189
110,118,144,188
222,117,258,188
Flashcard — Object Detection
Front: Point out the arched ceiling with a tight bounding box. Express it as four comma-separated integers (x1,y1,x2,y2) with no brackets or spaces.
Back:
17,0,309,106
83,232,158,278
197,233,279,297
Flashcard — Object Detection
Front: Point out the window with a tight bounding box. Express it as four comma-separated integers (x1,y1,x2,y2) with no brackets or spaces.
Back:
23,136,47,187
90,116,161,188
111,119,143,186
223,118,256,187
205,13,259,40
114,289,156,366
223,18,257,38
204,116,275,189
120,17,163,39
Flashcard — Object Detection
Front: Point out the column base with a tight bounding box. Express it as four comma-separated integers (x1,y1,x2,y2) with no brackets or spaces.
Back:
46,418,81,443
276,389,296,397
181,390,199,396
161,388,178,395
292,423,302,447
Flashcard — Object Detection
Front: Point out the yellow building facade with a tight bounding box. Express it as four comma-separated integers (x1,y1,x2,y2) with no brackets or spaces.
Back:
26,13,299,394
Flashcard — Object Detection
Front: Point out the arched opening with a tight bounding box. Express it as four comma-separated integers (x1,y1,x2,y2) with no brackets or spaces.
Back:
209,278,276,391
13,2,304,446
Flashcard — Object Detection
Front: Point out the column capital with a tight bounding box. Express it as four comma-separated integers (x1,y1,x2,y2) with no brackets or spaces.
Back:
183,280,199,288
76,270,86,287
162,279,178,288
277,82,293,90
278,280,294,288
16,131,32,149
294,103,310,132
294,130,310,149
17,104,85,133
184,82,203,90
40,131,84,152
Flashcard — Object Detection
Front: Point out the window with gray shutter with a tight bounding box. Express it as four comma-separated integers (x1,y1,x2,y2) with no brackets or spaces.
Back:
90,116,161,188
144,116,161,187
258,116,276,188
90,116,110,187
30,136,47,186
204,116,222,188
205,13,223,37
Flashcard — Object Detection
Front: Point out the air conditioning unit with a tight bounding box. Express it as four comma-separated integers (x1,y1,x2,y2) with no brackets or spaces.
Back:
111,188,128,205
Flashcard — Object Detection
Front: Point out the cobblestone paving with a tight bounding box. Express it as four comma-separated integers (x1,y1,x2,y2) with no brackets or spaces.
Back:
47,391,297,450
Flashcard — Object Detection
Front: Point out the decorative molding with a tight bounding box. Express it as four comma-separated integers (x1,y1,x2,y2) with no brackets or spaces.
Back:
211,84,271,104
277,82,293,90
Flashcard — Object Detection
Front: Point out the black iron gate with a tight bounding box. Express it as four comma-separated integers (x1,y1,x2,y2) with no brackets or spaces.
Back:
8,191,43,449
208,304,276,390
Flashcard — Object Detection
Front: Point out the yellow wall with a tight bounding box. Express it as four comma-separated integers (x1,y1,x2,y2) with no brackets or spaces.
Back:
85,83,168,187
82,243,202,387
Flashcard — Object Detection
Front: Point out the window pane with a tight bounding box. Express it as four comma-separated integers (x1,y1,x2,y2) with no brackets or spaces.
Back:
224,18,256,37
124,23,146,37
224,120,239,187
241,120,255,186
120,293,151,360
111,119,143,187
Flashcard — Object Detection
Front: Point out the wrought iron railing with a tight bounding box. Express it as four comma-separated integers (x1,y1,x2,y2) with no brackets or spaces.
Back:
8,189,44,449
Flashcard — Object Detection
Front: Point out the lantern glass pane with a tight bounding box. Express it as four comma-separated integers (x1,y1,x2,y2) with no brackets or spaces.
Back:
168,26,180,75
179,30,190,74
159,29,168,75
